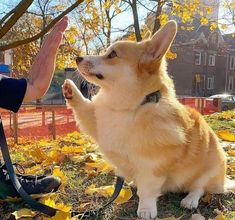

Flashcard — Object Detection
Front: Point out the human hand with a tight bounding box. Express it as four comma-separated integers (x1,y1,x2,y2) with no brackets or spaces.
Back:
24,16,69,102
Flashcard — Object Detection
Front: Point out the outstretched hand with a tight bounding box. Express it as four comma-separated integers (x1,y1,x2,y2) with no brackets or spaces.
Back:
24,16,69,102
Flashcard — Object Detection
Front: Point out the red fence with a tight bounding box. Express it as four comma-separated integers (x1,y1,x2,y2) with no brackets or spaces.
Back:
178,97,221,115
0,98,221,143
0,105,77,143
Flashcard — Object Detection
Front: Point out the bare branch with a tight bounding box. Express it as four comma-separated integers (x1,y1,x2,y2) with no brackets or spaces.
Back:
0,7,16,27
0,0,85,51
26,11,59,17
0,0,34,39
137,0,157,13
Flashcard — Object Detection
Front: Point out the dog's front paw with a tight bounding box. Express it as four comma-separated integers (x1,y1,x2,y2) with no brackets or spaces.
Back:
137,198,157,220
62,79,75,100
180,194,199,209
137,208,157,220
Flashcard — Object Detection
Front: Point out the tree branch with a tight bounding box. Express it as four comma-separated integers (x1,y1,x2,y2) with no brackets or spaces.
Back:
26,11,58,17
152,0,165,33
0,8,16,27
137,0,157,13
0,0,85,51
0,0,34,39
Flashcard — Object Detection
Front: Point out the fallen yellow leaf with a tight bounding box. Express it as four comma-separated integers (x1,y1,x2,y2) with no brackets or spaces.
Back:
29,146,48,163
84,184,96,195
85,184,132,204
217,131,235,142
53,166,68,187
70,155,86,163
25,164,44,175
213,213,225,220
227,150,235,157
77,139,86,145
61,145,86,154
85,160,114,173
40,196,72,220
48,150,66,163
56,203,72,213
115,187,133,204
40,196,56,208
12,208,36,219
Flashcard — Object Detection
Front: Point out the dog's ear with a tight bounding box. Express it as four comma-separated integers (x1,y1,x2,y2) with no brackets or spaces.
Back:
143,30,151,40
147,20,177,61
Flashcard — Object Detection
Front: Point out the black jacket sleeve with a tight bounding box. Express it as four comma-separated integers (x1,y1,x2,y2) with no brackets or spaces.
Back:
0,74,27,113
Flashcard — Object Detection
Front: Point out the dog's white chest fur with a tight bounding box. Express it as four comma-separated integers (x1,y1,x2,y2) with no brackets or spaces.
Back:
95,106,132,152
93,104,141,178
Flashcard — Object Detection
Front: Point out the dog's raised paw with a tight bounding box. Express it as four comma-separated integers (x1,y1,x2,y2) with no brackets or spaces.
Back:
62,80,74,99
137,208,157,220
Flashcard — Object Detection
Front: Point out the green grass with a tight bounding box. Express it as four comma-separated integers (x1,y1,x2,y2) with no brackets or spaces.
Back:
57,163,235,220
204,110,235,133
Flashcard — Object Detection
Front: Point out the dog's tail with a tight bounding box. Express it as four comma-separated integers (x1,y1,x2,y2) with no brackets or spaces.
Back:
225,178,235,192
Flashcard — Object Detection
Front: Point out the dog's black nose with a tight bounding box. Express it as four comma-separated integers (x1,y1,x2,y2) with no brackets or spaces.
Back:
76,57,83,63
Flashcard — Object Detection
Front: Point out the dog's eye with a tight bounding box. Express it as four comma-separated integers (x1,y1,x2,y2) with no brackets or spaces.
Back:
107,50,117,59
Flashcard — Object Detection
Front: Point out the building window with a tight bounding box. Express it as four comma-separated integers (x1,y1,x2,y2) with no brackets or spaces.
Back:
195,52,201,65
228,76,234,91
207,76,214,89
201,75,206,89
230,56,235,70
204,52,207,65
4,50,12,66
208,54,216,66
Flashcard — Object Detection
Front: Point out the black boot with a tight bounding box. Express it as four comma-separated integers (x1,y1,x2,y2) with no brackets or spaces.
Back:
0,163,61,199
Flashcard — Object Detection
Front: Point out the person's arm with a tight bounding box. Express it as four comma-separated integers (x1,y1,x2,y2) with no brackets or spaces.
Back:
0,75,27,113
23,16,68,102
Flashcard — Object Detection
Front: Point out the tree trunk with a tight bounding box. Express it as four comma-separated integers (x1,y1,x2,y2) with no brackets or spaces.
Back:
152,0,163,34
105,8,112,47
131,0,142,41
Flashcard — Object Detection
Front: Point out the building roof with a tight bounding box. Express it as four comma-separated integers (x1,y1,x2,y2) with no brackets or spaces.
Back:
223,33,235,50
174,18,219,44
0,64,10,73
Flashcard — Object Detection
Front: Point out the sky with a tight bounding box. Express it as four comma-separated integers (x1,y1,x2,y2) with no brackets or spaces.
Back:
0,0,150,39
0,0,234,41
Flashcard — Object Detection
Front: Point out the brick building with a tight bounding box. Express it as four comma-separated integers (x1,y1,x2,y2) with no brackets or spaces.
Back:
165,0,235,97
167,24,235,97
145,0,235,97
223,34,235,94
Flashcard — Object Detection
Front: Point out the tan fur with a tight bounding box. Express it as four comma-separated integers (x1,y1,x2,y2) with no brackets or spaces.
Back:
62,21,230,220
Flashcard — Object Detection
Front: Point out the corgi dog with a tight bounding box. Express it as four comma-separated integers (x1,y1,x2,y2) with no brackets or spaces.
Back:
62,21,230,220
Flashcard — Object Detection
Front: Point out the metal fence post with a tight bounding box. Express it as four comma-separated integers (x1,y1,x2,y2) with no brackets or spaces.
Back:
42,109,45,126
52,109,56,140
13,113,18,144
